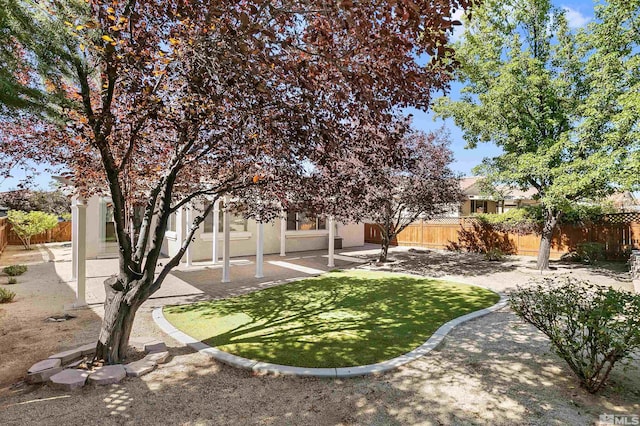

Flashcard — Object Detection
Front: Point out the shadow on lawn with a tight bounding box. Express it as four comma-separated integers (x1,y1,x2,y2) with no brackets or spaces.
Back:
164,272,499,368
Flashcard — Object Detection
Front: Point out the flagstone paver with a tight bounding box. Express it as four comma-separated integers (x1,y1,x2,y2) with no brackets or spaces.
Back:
124,359,156,377
144,341,167,353
88,365,127,385
49,369,89,391
144,351,170,364
48,347,84,364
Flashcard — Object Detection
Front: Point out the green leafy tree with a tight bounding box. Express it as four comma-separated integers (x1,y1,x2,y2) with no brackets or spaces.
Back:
581,0,640,189
435,0,624,270
7,210,58,250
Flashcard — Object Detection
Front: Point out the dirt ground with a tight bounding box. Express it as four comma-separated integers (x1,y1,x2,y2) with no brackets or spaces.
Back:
0,245,638,425
0,245,100,391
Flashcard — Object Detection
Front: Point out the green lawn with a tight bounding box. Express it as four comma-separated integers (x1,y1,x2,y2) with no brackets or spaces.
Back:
163,270,499,368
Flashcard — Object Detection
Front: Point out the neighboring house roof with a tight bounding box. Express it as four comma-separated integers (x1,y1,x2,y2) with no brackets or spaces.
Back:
459,176,537,201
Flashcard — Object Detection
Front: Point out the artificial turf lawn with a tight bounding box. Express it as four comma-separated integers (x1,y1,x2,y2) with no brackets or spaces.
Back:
163,270,499,368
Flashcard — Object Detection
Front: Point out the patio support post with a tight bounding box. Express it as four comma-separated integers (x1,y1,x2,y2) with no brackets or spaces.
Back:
72,196,87,308
71,197,78,280
222,196,231,283
255,221,264,278
185,204,193,267
280,213,286,257
328,216,335,268
212,199,220,264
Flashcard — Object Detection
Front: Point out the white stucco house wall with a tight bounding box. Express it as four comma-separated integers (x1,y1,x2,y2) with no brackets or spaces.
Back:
75,194,364,261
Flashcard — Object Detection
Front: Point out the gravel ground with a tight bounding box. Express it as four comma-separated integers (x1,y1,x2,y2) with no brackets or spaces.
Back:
0,246,638,425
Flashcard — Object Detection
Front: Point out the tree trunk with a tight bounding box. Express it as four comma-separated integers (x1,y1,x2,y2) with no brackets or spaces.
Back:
95,276,146,364
537,209,560,271
379,236,390,263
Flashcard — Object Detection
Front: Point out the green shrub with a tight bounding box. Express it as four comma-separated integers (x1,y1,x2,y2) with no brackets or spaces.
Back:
575,242,605,264
7,277,17,284
3,265,27,276
0,287,16,303
510,278,640,393
475,208,540,234
484,247,506,261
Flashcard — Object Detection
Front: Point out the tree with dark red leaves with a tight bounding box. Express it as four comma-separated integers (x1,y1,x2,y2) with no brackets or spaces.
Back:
1,0,471,363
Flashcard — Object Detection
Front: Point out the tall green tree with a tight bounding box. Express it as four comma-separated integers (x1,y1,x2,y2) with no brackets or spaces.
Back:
435,0,624,270
581,0,640,189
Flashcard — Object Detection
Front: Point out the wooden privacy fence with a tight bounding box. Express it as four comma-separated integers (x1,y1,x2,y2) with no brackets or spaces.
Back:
365,213,640,260
6,221,72,246
0,218,8,254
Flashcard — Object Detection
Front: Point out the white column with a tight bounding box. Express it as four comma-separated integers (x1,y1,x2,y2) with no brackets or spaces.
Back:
71,198,79,280
255,221,264,278
222,197,231,283
185,204,193,267
328,216,335,268
280,214,287,257
212,199,219,264
73,197,87,308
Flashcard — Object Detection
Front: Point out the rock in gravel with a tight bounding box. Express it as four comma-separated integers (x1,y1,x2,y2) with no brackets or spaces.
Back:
88,365,126,385
49,347,83,364
143,341,167,354
49,369,89,391
144,351,170,364
124,359,156,377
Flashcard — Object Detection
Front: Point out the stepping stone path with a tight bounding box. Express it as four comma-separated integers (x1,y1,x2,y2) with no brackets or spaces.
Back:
88,365,127,385
49,369,89,391
143,340,167,353
144,351,170,364
26,358,63,384
48,347,84,364
26,338,168,391
124,359,156,377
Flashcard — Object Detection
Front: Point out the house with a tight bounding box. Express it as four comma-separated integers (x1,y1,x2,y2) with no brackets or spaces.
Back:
606,191,640,212
456,177,538,216
63,192,364,261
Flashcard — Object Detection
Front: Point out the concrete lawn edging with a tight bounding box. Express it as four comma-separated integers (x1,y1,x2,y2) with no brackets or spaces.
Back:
152,291,508,378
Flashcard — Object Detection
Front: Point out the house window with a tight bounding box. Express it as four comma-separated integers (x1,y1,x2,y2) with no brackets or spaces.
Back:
286,212,326,231
203,208,248,233
166,212,177,232
471,200,488,214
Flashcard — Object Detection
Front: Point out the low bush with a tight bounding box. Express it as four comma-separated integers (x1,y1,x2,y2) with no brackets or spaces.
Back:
7,277,17,284
510,278,640,393
484,247,506,261
0,287,16,303
3,265,27,276
576,242,605,264
475,208,540,234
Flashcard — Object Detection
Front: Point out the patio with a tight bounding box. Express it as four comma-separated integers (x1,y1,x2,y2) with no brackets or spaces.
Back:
51,243,375,308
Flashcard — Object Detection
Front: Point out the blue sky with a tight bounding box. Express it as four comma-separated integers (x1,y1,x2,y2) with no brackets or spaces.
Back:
0,0,595,192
